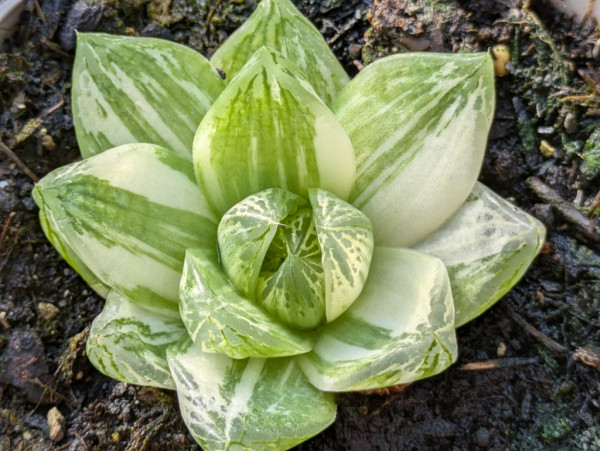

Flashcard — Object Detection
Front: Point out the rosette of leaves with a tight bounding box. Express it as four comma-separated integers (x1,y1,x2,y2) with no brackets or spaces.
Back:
33,0,546,448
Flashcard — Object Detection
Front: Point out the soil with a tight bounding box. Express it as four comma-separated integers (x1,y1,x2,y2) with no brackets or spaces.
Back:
1,0,600,449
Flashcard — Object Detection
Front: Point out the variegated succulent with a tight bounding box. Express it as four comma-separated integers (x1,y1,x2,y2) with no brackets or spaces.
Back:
33,0,545,449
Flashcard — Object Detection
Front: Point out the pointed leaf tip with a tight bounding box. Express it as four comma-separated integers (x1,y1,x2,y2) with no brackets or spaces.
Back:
333,52,495,247
211,0,349,104
415,182,546,327
73,33,224,159
194,47,355,215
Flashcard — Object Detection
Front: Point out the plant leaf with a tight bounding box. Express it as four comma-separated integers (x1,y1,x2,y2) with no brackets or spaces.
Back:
167,338,337,450
194,47,355,215
296,247,457,392
308,188,374,323
73,33,224,159
332,52,495,247
87,290,185,389
179,248,314,358
414,182,546,327
217,188,306,300
33,143,217,311
39,210,110,298
210,0,349,105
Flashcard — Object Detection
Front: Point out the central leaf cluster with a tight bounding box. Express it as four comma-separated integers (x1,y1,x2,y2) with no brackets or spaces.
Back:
217,187,374,331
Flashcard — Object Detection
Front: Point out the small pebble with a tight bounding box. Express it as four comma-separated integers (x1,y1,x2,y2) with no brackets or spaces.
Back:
47,407,66,442
540,139,556,158
537,126,555,136
38,302,60,321
564,112,577,134
497,342,508,357
492,44,511,76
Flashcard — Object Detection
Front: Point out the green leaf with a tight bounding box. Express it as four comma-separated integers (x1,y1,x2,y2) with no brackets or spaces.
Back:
217,188,306,300
87,290,185,389
33,143,217,311
179,248,314,358
332,52,495,247
256,204,326,330
73,33,224,159
309,188,374,323
39,210,110,298
414,182,546,327
210,0,349,105
194,47,355,215
167,338,337,450
297,247,457,392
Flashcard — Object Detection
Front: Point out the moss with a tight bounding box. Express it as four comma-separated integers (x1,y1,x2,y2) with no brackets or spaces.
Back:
582,128,600,180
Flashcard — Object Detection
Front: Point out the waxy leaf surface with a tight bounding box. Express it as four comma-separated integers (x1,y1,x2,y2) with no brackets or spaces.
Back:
297,248,457,392
33,144,217,311
217,188,306,300
88,290,185,389
333,52,495,247
211,0,348,105
194,47,355,215
309,188,374,323
167,339,337,450
73,33,224,159
415,182,546,326
179,249,314,358
39,210,110,298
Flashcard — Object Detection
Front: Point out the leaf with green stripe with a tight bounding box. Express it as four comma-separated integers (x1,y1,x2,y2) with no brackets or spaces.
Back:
167,338,337,450
309,188,374,323
210,0,349,105
414,182,546,327
87,290,185,389
179,248,314,358
217,188,306,300
194,47,355,215
297,247,457,392
33,143,217,311
332,52,495,247
73,33,224,159
39,210,110,298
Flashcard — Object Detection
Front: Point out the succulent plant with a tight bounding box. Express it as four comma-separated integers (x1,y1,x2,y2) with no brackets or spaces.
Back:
32,0,545,448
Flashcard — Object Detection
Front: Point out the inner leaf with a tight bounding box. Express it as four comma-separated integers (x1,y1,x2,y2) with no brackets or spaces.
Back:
257,207,326,330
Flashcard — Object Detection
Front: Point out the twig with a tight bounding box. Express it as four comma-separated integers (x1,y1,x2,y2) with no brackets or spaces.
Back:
205,0,224,28
460,357,540,371
0,212,15,246
42,98,65,118
526,176,600,249
505,305,568,355
0,138,39,182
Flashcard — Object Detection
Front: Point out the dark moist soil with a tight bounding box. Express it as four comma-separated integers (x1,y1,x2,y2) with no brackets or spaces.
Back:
1,0,600,449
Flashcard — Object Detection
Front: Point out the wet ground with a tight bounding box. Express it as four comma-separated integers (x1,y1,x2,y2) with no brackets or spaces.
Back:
1,0,600,449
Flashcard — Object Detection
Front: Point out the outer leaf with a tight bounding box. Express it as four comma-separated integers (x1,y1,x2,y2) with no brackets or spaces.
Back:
210,0,349,105
167,338,337,450
87,290,185,389
414,182,546,327
33,143,217,311
73,33,224,159
179,248,314,358
297,247,457,392
218,188,306,300
39,210,110,298
194,47,355,215
308,188,374,323
332,52,495,247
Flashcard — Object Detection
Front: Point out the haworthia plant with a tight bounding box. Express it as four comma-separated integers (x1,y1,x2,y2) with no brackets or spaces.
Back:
33,0,546,449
